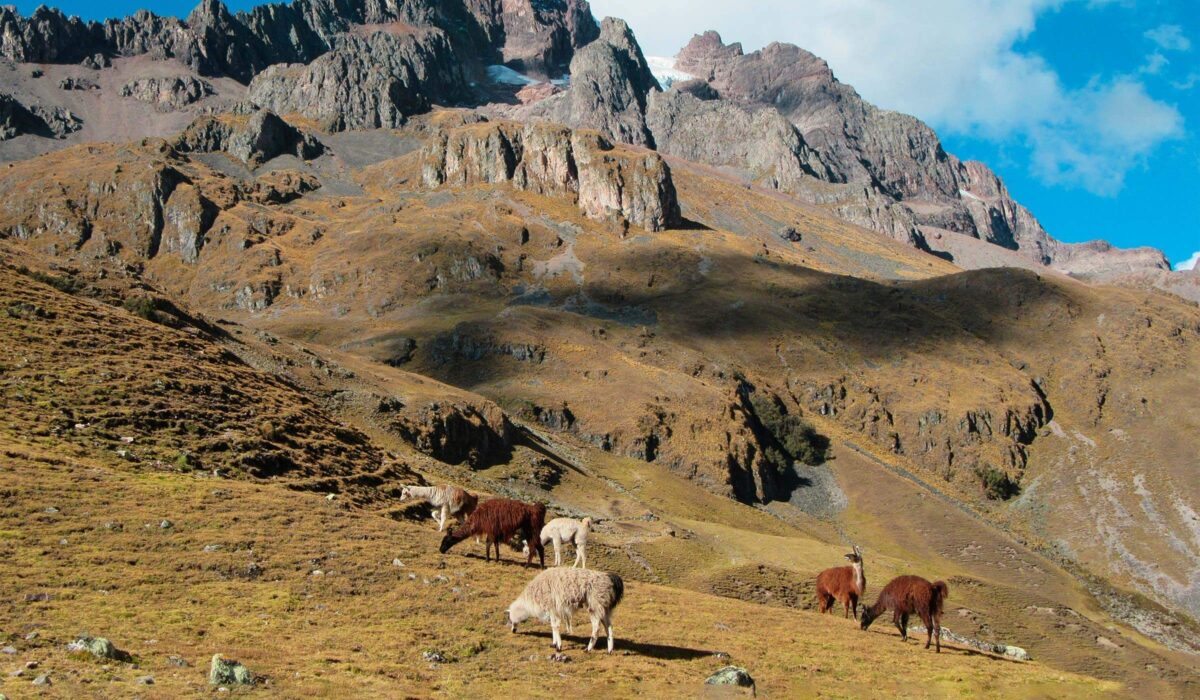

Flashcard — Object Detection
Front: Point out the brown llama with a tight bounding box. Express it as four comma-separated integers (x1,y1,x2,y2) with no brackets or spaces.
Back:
438,498,546,568
815,545,866,618
860,575,949,652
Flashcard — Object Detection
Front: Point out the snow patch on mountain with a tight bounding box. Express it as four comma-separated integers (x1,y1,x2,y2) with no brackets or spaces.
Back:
646,56,696,88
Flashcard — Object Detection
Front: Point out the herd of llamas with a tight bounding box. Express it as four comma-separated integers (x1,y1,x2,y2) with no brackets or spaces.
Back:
401,484,949,654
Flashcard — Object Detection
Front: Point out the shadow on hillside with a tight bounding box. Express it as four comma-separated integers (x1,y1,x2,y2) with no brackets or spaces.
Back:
524,631,712,660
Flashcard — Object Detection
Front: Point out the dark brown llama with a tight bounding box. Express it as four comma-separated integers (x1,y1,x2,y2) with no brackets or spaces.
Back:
860,575,949,652
438,498,546,568
815,545,866,618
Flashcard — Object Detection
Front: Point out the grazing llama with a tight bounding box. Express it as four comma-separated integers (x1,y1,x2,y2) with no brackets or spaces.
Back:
815,545,866,618
439,498,546,568
400,485,478,532
860,575,949,652
523,517,592,568
507,567,624,653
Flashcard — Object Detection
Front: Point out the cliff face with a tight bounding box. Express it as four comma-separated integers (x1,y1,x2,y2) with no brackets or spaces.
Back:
421,120,680,231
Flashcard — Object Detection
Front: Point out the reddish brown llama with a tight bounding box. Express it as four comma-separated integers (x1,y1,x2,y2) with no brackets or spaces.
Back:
815,545,866,618
860,575,949,652
438,498,546,568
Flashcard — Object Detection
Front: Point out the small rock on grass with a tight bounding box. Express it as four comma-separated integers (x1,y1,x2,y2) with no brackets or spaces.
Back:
705,666,755,689
136,675,154,685
167,655,190,667
208,654,254,686
32,673,51,685
1,646,16,654
67,636,131,662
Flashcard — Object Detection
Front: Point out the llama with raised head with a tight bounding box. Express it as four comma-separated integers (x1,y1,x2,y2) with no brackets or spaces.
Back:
439,498,546,568
815,545,866,619
400,484,478,532
507,567,624,653
860,575,949,652
523,517,592,569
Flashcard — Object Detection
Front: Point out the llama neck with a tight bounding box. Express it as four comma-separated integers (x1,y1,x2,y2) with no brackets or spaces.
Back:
853,560,865,591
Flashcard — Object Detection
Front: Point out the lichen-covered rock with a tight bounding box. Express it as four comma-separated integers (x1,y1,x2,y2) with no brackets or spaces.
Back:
247,29,466,132
705,665,755,690
497,0,598,77
174,110,323,166
67,636,131,661
120,76,214,111
0,93,83,140
421,121,680,231
208,653,254,686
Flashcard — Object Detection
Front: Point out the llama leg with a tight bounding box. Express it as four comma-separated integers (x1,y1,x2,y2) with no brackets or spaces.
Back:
900,613,910,641
851,595,859,620
550,615,562,651
934,613,942,653
587,614,600,652
553,535,563,567
921,612,934,650
438,504,449,532
576,540,586,569
537,539,545,569
605,614,615,654
843,597,851,619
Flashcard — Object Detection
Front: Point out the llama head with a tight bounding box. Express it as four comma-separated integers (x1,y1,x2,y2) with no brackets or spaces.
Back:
438,528,466,554
860,606,879,630
507,599,533,632
845,545,863,563
582,516,593,530
400,486,412,500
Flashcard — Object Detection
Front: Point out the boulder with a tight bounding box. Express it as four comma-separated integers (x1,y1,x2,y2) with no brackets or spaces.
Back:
67,636,132,661
705,666,755,695
208,653,254,686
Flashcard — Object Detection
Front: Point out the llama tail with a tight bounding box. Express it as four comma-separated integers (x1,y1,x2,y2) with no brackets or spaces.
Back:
608,573,625,609
931,580,949,614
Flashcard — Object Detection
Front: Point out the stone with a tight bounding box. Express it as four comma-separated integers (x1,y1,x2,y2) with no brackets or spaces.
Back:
32,673,51,685
208,654,254,686
705,665,755,689
422,650,448,664
0,646,16,654
136,675,154,685
159,519,173,529
59,77,98,91
67,636,131,662
166,655,190,667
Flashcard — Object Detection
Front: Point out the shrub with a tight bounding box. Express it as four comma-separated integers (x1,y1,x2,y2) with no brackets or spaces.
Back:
122,296,159,321
748,392,830,466
975,466,1020,500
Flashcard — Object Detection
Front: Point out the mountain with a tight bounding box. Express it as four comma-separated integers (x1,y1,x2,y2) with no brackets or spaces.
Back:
1,1,1199,696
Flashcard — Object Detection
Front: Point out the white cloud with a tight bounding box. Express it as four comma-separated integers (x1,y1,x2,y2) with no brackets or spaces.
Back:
588,0,1185,196
1141,52,1169,75
1177,251,1200,271
1145,24,1192,52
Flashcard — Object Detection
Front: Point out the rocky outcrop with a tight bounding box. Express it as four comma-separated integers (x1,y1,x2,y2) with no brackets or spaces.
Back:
497,0,599,77
174,111,324,166
421,121,680,231
247,29,465,131
673,31,1170,276
0,93,82,140
120,76,214,111
523,17,660,147
390,401,514,468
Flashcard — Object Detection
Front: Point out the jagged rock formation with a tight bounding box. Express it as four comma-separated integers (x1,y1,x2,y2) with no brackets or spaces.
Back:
120,76,214,110
421,120,680,231
0,0,597,84
672,32,1171,274
174,111,324,166
523,17,660,147
247,29,465,131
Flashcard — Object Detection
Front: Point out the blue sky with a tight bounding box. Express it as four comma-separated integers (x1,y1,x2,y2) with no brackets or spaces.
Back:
16,0,1200,268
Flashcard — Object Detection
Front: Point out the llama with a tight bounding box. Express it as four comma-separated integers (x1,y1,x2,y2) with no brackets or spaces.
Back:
439,498,546,568
860,575,949,652
815,545,866,619
400,485,478,532
507,567,624,653
523,517,593,569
